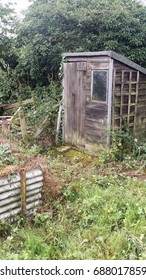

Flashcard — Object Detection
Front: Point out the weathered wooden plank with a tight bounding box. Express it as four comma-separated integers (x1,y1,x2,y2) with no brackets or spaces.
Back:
114,60,134,71
87,62,109,70
133,71,139,133
80,67,86,145
19,108,27,139
66,56,110,63
85,108,107,119
0,98,34,110
34,116,50,139
85,120,107,130
85,132,106,144
107,58,113,145
127,71,132,125
63,62,85,146
76,62,87,71
20,169,26,214
85,127,106,136
63,63,68,143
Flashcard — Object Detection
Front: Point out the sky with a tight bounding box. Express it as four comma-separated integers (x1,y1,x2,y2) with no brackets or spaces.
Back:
1,0,146,15
1,0,32,15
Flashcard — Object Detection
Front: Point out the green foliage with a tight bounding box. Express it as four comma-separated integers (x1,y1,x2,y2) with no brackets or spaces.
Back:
20,144,42,155
0,220,12,237
1,149,146,260
99,125,146,163
1,0,146,103
0,2,19,103
25,80,62,144
1,170,146,259
111,127,139,161
0,2,17,59
0,144,17,164
15,0,146,88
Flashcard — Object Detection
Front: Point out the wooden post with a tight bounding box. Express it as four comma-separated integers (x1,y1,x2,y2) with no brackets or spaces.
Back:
56,104,63,145
1,118,10,135
20,169,26,214
34,116,50,139
19,108,27,139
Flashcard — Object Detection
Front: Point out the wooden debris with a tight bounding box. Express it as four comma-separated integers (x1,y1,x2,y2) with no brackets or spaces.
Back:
34,116,50,139
20,169,26,214
57,145,71,153
1,118,10,135
0,98,34,111
19,108,27,139
56,104,63,145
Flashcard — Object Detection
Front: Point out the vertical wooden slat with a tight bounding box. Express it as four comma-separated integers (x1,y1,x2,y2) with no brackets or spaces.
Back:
63,63,70,143
112,69,116,130
134,71,139,134
107,58,113,145
19,108,27,139
77,68,84,146
20,169,26,214
120,71,124,129
80,71,85,146
127,71,132,125
63,62,85,146
72,63,77,145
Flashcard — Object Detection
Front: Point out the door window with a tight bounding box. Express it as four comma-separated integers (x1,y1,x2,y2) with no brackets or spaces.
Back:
91,70,107,102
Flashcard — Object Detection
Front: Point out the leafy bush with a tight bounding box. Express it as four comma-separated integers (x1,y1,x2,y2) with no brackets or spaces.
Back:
99,125,146,163
25,80,62,146
0,144,17,164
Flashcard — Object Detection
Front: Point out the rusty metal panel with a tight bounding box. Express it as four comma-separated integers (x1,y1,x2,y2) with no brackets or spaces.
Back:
0,169,43,220
25,169,43,212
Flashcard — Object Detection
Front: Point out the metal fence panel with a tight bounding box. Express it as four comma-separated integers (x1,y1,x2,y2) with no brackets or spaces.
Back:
0,169,43,220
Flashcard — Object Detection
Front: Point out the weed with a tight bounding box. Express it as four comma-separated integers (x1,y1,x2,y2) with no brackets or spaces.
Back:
1,147,146,260
0,144,18,165
0,220,12,237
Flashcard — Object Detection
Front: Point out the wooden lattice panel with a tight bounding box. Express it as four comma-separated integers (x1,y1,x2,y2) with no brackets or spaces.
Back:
112,70,139,132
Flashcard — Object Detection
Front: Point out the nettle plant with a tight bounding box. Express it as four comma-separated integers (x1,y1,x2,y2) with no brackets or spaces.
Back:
25,79,62,144
111,127,139,161
0,144,18,165
99,125,145,163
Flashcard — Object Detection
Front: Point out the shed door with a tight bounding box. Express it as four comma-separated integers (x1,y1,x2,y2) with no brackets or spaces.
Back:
64,62,85,146
85,68,109,145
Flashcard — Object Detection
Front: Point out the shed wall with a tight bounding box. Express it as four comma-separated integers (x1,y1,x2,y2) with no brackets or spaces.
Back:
136,73,146,138
64,56,110,145
64,54,146,147
112,60,146,139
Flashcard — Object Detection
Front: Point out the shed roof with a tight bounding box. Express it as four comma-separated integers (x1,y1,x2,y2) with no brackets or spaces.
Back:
63,50,146,75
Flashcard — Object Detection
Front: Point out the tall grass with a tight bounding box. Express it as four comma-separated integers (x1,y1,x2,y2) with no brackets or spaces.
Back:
1,168,146,259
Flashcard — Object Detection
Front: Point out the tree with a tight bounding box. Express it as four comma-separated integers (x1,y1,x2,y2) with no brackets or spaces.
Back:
16,0,146,88
0,1,19,102
0,1,18,65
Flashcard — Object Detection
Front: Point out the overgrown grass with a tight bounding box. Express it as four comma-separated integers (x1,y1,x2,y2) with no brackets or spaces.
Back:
1,150,146,260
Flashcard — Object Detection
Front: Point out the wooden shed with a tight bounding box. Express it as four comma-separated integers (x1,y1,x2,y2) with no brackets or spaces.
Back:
63,51,146,147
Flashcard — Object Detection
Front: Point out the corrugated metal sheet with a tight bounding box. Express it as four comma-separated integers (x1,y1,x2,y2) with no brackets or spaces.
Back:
26,169,43,211
0,169,43,220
